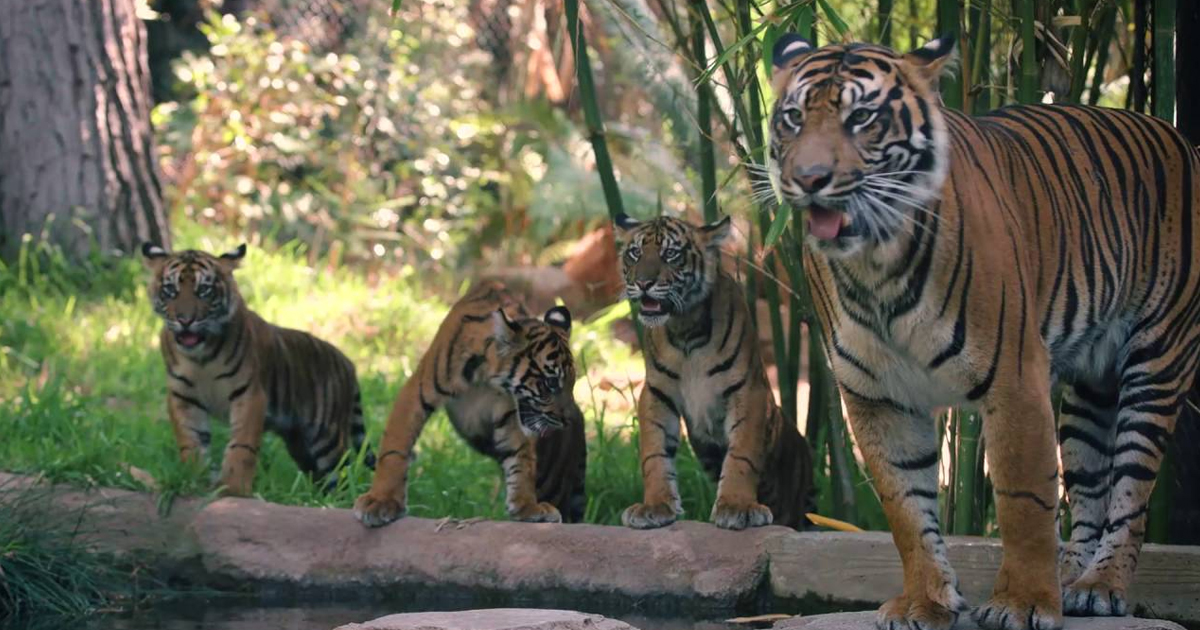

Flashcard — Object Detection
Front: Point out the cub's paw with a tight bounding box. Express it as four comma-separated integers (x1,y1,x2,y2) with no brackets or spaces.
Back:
875,594,961,630
622,502,679,530
353,492,406,528
974,592,1062,630
711,499,773,530
1062,579,1127,616
216,475,253,498
510,502,562,523
1058,542,1092,587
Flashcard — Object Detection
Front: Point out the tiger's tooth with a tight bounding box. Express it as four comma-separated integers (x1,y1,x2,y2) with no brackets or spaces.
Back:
840,213,852,226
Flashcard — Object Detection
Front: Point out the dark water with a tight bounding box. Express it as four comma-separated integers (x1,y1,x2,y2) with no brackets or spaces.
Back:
64,599,758,630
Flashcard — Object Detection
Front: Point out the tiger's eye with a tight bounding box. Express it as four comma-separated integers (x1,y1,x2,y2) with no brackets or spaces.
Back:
847,108,875,127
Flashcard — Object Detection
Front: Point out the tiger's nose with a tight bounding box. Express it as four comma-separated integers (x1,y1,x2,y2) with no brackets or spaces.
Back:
176,315,194,326
794,165,833,193
635,280,654,291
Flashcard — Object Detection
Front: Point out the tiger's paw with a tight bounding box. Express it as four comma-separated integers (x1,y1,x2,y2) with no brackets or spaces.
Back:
711,499,773,530
622,501,679,529
1058,542,1092,587
1062,579,1127,616
973,591,1063,630
509,501,562,523
353,492,406,528
875,594,961,630
216,474,253,497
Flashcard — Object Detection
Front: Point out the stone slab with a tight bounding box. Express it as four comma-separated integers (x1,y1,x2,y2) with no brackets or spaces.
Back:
334,609,635,630
767,532,1200,622
773,611,1186,630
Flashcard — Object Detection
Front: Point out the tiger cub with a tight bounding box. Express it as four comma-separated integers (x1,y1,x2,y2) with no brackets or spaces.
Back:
141,243,371,496
353,280,586,526
615,214,814,531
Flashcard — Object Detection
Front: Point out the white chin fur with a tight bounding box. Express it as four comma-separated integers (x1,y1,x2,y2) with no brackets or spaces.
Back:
638,313,670,328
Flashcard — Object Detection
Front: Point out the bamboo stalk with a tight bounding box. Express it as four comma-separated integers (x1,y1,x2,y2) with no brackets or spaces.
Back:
1152,0,1176,122
937,0,964,110
1132,0,1148,112
691,1,718,223
952,411,983,534
1067,0,1093,103
1017,0,1039,104
564,0,625,220
879,0,894,47
1087,5,1117,105
969,0,993,113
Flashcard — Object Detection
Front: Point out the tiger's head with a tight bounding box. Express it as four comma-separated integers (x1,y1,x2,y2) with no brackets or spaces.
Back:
490,306,577,436
768,34,957,257
141,243,246,354
613,214,731,327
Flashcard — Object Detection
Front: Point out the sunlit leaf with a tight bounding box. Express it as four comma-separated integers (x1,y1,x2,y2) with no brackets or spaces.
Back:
764,206,791,248
816,0,850,38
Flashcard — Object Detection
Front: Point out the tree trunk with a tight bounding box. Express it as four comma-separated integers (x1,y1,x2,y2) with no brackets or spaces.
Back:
0,0,169,263
1169,0,1200,546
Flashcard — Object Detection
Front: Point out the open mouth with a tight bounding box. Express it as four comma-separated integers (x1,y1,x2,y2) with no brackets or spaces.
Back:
175,331,205,348
638,296,667,317
806,204,854,241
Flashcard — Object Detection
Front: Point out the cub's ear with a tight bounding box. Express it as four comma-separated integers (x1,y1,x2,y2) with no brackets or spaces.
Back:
614,213,641,235
903,34,958,92
543,306,572,337
217,243,247,272
699,215,732,249
771,33,813,95
141,242,169,271
492,308,523,348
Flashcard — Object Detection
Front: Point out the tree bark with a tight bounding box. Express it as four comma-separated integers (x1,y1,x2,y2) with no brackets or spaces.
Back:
0,0,169,263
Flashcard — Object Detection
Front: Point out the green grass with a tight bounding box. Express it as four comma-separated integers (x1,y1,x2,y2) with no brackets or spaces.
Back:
0,226,717,526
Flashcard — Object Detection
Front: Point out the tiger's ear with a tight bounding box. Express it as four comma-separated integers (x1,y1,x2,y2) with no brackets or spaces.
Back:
141,242,169,272
698,215,732,249
543,306,572,338
492,308,523,349
613,213,641,237
217,243,247,272
903,34,958,92
771,33,813,96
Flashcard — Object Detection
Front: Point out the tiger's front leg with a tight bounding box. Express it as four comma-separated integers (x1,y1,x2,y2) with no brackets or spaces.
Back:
354,381,428,526
973,375,1062,630
710,393,773,530
843,392,967,630
167,392,212,465
494,418,560,523
622,382,683,529
219,385,267,496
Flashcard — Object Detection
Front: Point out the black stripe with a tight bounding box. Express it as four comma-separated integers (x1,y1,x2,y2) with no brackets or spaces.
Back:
167,367,194,387
995,489,1055,511
905,488,939,500
966,291,1005,401
227,443,258,455
217,348,246,380
228,381,252,401
648,385,680,417
721,378,747,400
891,450,938,470
172,391,209,413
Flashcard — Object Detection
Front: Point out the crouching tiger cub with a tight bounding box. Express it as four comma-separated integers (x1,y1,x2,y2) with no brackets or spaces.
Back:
141,243,371,496
354,281,586,526
769,34,1200,630
615,214,814,531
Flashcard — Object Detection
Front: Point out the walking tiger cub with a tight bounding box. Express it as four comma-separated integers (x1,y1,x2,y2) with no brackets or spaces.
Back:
615,214,814,531
354,281,587,526
141,243,371,496
769,34,1199,630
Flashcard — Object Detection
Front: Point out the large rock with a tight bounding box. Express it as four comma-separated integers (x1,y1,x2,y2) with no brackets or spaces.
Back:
335,609,635,630
774,612,1186,630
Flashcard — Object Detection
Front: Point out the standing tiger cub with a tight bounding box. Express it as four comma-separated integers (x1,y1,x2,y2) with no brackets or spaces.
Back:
353,281,586,526
769,34,1199,630
616,214,814,531
141,243,371,496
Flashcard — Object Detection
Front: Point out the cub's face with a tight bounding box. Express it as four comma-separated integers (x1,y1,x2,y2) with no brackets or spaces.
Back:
141,243,246,352
613,214,730,327
491,306,576,435
768,34,956,257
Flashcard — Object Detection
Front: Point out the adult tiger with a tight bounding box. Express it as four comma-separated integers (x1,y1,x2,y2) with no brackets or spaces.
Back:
615,214,814,531
353,281,586,526
141,243,371,496
769,34,1200,630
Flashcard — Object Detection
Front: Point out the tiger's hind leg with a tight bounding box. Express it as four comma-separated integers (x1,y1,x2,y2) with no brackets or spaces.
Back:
842,393,966,630
1063,345,1196,616
1057,381,1118,589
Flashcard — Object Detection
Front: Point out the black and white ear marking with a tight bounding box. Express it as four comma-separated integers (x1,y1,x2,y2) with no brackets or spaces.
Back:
908,33,957,62
220,243,248,261
141,242,168,259
772,33,813,69
543,306,572,334
700,215,733,248
614,213,641,233
492,309,522,345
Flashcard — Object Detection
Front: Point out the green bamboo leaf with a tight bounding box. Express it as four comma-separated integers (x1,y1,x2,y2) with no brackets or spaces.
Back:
816,0,850,37
764,207,791,248
390,0,401,15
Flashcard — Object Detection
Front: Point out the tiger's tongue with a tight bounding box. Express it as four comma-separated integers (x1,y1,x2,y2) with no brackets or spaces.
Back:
177,332,203,347
807,206,844,241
